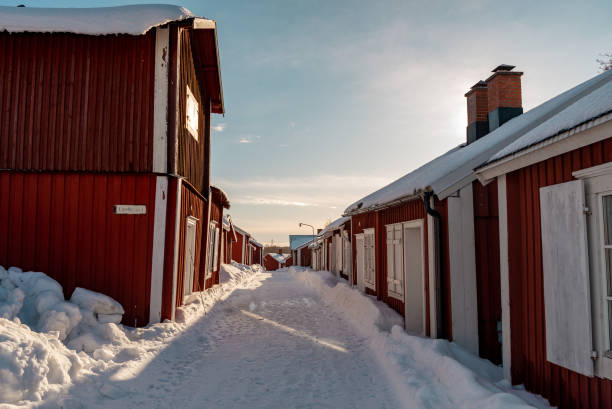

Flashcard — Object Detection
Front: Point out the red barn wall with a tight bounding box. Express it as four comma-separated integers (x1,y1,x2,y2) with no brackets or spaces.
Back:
263,255,279,271
232,233,244,264
473,179,502,365
0,171,157,326
175,182,207,308
506,139,612,408
0,32,156,173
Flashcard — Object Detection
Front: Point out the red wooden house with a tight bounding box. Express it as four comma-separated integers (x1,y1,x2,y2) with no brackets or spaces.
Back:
231,225,249,264
221,215,237,265
344,65,541,364
264,253,291,271
0,5,224,326
248,238,263,265
289,235,314,267
315,217,351,280
206,186,230,287
476,68,612,408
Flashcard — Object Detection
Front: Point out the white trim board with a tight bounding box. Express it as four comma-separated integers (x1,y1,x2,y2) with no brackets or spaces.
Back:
170,178,182,321
153,27,169,173
497,174,512,381
149,176,168,324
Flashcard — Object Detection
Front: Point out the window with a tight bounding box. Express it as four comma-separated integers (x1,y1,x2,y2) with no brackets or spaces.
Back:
184,217,198,296
364,228,376,290
386,223,404,299
186,85,199,140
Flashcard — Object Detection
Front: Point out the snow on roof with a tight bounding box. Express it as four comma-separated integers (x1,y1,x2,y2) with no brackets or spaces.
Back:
249,238,263,248
0,4,197,36
289,235,315,250
486,69,612,164
268,253,291,263
318,216,350,236
346,68,612,214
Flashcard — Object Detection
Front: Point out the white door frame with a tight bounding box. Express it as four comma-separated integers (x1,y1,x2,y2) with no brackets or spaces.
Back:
402,219,426,335
183,216,198,298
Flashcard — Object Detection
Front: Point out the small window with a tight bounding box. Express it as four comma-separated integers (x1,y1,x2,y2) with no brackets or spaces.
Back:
186,85,199,140
602,195,612,349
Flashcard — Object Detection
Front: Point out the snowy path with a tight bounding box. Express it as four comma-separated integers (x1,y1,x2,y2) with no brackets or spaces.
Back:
60,271,403,409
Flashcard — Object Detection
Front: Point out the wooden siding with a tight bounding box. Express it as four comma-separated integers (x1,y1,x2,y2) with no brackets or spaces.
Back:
0,171,156,326
263,254,280,271
174,182,207,308
232,232,244,264
0,32,155,172
506,139,612,408
177,28,211,194
473,179,503,365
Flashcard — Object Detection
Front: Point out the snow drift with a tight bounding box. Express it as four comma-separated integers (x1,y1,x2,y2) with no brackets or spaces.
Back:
293,267,551,409
0,262,263,405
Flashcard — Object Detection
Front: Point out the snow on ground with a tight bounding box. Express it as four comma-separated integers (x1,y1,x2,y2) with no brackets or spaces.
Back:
2,263,553,408
293,267,553,409
0,262,262,407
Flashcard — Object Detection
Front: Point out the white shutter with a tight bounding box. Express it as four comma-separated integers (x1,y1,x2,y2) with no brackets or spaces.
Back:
394,224,403,297
213,227,220,270
386,224,403,298
540,179,593,376
364,229,376,289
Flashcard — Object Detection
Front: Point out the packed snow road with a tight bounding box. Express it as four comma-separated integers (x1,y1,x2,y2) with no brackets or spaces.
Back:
59,270,402,409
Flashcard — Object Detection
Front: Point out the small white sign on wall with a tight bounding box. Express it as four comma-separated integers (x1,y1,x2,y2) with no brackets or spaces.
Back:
114,205,147,215
186,85,199,140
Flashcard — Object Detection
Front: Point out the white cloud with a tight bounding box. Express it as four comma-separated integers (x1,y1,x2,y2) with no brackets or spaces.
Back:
213,123,226,132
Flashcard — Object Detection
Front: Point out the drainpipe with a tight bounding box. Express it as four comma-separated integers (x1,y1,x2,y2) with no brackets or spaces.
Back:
423,191,444,339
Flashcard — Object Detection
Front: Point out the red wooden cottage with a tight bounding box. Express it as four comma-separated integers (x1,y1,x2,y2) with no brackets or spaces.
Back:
248,238,263,266
0,5,224,326
476,68,612,408
344,65,538,364
221,215,237,265
206,186,230,287
292,240,313,268
263,253,291,271
315,217,351,280
231,224,250,264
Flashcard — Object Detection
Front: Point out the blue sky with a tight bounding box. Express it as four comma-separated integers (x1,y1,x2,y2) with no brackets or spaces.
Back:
4,0,612,245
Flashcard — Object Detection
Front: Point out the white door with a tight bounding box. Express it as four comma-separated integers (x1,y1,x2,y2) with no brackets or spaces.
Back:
335,234,343,274
329,242,335,274
355,233,365,292
404,222,425,334
343,231,352,284
363,228,376,291
184,217,198,297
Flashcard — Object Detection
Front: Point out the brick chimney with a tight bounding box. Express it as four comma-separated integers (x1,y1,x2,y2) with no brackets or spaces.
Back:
465,80,489,143
485,64,523,131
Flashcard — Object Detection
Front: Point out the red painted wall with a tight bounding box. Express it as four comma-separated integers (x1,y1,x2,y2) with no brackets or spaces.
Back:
232,232,244,264
506,139,612,408
263,254,280,271
0,171,156,326
0,32,155,173
473,180,502,365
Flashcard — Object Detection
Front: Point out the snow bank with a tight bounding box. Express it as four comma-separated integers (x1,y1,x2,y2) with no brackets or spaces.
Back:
0,262,265,405
294,268,551,409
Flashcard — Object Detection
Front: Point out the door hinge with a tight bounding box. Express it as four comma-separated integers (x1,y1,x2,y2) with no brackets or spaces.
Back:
592,350,598,359
584,206,592,216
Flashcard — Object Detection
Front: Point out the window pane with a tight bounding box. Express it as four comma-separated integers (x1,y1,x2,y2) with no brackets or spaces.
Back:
603,195,612,245
608,301,612,350
607,249,612,297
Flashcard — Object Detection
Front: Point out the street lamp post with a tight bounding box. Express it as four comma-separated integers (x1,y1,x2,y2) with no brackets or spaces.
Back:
299,222,315,267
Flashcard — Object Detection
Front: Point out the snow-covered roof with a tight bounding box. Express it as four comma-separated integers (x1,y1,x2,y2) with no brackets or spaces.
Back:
318,216,350,236
485,69,612,164
268,253,291,263
0,4,201,36
289,235,315,250
345,68,612,214
249,238,263,248
211,185,230,209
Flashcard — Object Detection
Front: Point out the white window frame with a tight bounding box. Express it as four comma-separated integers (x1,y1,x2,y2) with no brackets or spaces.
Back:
186,85,199,140
574,162,612,380
184,216,198,297
363,228,376,290
206,220,218,279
